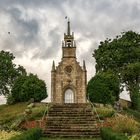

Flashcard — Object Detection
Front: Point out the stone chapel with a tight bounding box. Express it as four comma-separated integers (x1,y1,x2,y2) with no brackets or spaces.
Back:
51,20,87,103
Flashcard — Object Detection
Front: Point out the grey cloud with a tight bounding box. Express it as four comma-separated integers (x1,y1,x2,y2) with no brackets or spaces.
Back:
0,0,140,67
7,7,39,44
1,0,140,103
0,6,41,57
32,27,62,59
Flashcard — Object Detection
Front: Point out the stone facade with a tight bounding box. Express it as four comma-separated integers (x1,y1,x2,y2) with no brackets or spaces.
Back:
51,20,87,103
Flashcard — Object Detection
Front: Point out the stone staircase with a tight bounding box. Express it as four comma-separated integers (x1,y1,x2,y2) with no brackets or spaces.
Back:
44,103,100,137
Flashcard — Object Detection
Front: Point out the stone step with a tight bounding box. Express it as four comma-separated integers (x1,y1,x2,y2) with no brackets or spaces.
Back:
46,125,98,129
49,106,91,109
44,133,100,138
49,108,91,112
46,122,97,127
48,113,93,116
44,103,100,137
49,110,92,114
46,121,97,124
46,117,96,121
48,113,93,117
46,123,97,127
44,130,100,136
50,103,91,107
49,106,91,110
46,116,96,119
46,120,96,125
45,128,100,132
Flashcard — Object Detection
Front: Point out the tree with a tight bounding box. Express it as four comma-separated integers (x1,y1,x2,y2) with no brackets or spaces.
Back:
93,31,140,73
0,50,26,96
93,31,140,109
87,71,120,104
10,73,47,104
122,62,140,110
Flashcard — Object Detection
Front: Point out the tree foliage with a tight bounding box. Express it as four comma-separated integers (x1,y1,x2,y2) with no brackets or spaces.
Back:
87,71,120,104
11,74,47,104
122,62,140,110
93,31,140,73
93,31,140,109
0,50,26,96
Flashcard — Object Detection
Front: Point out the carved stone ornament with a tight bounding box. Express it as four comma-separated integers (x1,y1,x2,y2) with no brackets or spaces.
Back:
65,66,73,74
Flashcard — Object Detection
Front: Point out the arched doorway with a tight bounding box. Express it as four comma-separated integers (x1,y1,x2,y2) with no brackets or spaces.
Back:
64,89,74,103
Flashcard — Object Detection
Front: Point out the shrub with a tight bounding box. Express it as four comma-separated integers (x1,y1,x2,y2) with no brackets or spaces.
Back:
26,103,48,120
129,134,140,140
0,130,20,140
124,108,140,123
6,95,15,105
10,74,47,104
130,87,140,111
95,107,115,119
10,115,25,130
111,114,140,135
87,71,120,104
100,127,128,140
9,127,42,140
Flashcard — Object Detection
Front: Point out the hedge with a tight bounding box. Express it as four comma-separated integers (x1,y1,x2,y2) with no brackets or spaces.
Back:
9,128,42,140
100,127,128,140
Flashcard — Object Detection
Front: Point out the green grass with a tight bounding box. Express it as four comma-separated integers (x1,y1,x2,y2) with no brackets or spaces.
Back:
39,138,101,140
26,103,48,120
0,102,27,125
0,102,47,129
123,108,140,123
95,106,115,119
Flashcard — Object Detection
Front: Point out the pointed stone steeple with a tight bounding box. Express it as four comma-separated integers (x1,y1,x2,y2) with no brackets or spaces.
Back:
67,19,71,35
52,60,55,71
83,60,86,71
64,18,74,47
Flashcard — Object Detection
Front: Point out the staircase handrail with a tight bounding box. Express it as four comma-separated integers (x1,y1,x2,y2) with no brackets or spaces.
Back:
42,103,49,121
89,101,103,126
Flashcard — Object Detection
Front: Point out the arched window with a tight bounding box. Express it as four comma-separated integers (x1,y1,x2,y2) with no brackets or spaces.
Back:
64,89,74,103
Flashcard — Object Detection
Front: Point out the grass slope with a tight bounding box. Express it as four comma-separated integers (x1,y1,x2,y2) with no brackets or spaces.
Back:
0,102,47,129
0,102,140,139
0,102,27,125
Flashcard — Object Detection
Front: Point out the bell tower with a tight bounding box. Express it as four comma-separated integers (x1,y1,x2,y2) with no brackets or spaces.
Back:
62,20,76,58
51,20,87,103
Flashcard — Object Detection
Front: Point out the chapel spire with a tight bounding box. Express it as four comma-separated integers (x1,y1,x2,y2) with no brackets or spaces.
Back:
63,18,75,47
83,60,86,71
67,19,71,35
51,60,55,71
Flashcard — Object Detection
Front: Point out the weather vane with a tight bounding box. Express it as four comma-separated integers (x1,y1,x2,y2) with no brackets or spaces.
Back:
65,16,70,22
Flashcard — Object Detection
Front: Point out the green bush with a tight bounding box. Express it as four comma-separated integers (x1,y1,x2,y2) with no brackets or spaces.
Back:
96,107,115,119
129,134,140,140
10,74,47,104
9,127,42,140
7,94,15,105
124,108,140,123
130,88,140,111
100,127,128,140
87,71,120,104
111,115,140,135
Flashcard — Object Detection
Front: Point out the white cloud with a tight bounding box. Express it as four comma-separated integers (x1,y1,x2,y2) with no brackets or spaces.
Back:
1,0,140,104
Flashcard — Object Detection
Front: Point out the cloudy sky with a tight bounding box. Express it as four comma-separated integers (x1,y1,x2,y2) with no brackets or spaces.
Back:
1,0,140,104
